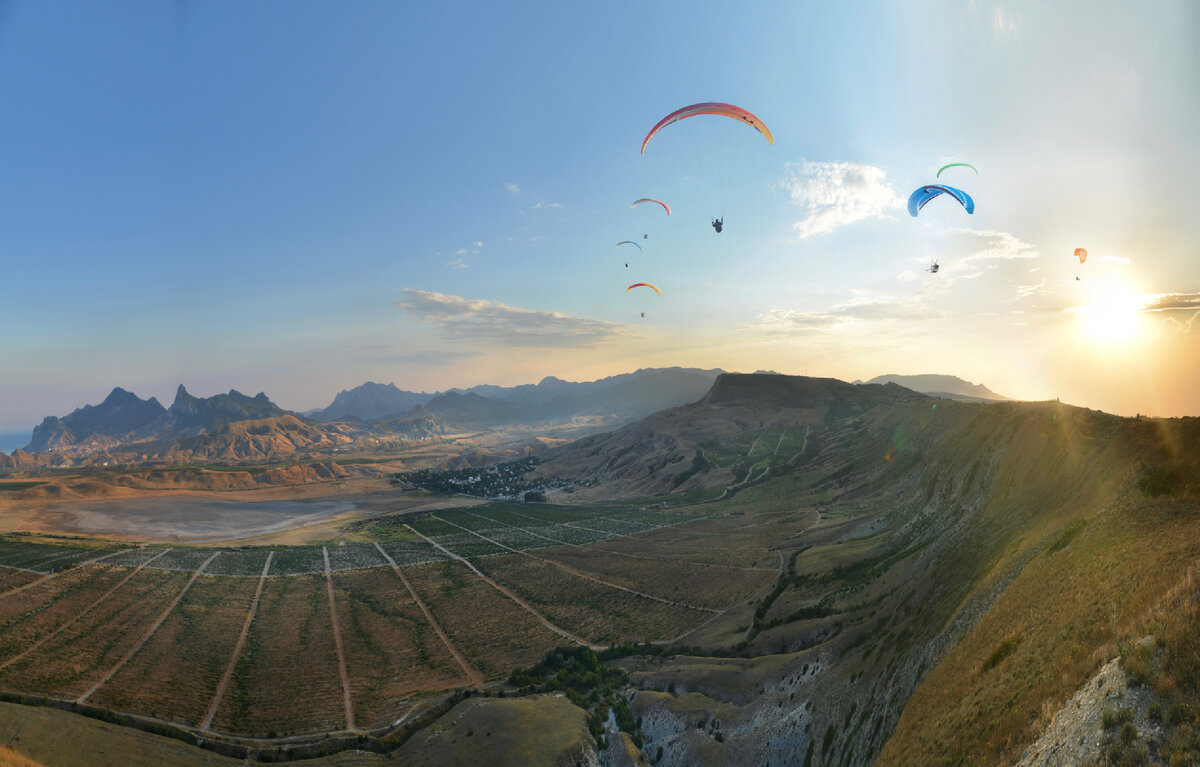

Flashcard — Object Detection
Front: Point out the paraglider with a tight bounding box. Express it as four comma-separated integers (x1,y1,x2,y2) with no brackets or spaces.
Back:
936,162,978,178
626,282,661,295
1074,248,1088,263
616,240,643,252
908,185,975,217
927,259,940,274
631,198,671,216
641,102,773,154
711,217,723,233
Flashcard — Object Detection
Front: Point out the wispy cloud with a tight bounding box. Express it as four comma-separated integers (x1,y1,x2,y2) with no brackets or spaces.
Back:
947,229,1039,265
778,159,903,239
1139,292,1200,313
749,292,947,336
395,290,631,347
531,202,564,210
441,241,482,269
505,182,521,196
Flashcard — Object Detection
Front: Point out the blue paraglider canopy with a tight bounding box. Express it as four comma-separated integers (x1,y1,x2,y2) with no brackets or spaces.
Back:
907,184,975,217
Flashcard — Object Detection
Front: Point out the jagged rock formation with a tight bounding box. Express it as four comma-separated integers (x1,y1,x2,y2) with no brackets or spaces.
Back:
26,387,165,452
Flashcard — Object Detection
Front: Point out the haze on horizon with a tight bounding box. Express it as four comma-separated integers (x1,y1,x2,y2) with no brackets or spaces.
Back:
2,0,1198,433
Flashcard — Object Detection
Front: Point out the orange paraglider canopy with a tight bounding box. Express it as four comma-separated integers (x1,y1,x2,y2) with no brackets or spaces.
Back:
1074,248,1088,263
641,103,772,154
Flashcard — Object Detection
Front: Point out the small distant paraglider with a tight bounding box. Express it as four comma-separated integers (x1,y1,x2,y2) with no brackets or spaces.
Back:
927,259,940,274
626,282,661,295
616,240,643,252
936,162,978,178
631,198,671,215
711,217,723,233
908,184,975,217
1074,247,1088,264
640,102,773,154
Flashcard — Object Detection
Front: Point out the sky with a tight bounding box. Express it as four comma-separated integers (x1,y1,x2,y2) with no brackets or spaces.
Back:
2,0,1198,435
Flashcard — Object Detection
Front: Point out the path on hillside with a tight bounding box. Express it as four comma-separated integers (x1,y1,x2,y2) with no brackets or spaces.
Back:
78,550,222,704
405,525,602,650
431,516,719,614
0,549,173,673
323,546,355,732
202,551,273,731
708,424,812,503
373,542,482,688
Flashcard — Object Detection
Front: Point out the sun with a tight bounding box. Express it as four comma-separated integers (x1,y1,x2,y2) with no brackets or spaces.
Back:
1069,279,1149,345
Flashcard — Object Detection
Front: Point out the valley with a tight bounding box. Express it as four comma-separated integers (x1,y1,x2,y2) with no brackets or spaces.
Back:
0,374,1196,766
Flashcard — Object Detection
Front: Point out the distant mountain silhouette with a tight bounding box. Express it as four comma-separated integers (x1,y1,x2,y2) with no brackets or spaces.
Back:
26,387,165,452
310,381,435,422
132,385,288,439
858,374,1009,402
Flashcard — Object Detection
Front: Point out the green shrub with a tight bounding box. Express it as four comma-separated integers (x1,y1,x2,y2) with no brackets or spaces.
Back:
982,638,1021,672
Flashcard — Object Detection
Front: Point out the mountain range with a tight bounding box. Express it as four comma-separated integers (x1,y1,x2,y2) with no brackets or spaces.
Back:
3,370,1009,470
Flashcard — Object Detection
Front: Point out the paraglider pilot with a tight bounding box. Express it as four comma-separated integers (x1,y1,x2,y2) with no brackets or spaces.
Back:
711,217,723,233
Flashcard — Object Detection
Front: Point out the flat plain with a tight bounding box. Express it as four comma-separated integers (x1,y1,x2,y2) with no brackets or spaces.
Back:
0,501,765,741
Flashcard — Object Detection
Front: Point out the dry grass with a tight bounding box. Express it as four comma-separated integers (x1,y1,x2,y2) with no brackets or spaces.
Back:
390,694,592,767
877,496,1200,766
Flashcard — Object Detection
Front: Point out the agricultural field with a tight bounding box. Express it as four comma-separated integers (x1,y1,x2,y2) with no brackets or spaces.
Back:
472,554,709,644
0,569,190,699
0,564,135,660
210,574,345,737
377,539,448,567
538,546,775,611
0,501,798,743
325,542,389,571
89,574,260,726
204,547,273,577
403,560,562,680
264,546,327,576
331,568,469,729
0,565,39,593
0,537,120,572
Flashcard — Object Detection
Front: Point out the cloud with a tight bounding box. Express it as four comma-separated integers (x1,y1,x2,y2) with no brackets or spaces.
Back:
505,183,521,196
778,159,903,239
946,229,1039,265
1139,292,1200,313
749,292,947,336
395,290,632,348
444,258,467,270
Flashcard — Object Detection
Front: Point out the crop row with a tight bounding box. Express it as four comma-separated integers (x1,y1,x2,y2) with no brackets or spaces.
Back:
0,569,190,699
0,538,121,572
331,569,468,729
541,547,775,611
90,575,260,725
473,554,708,645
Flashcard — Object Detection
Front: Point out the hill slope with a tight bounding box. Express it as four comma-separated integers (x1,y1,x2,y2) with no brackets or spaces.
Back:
525,373,1198,766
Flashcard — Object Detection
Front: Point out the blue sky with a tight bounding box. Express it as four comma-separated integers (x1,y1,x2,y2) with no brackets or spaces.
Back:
2,0,1198,434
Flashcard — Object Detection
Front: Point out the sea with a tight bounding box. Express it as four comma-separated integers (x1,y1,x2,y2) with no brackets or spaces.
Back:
0,431,30,454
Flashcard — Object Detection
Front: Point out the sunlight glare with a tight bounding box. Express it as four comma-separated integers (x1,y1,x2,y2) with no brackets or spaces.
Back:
1068,279,1149,345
